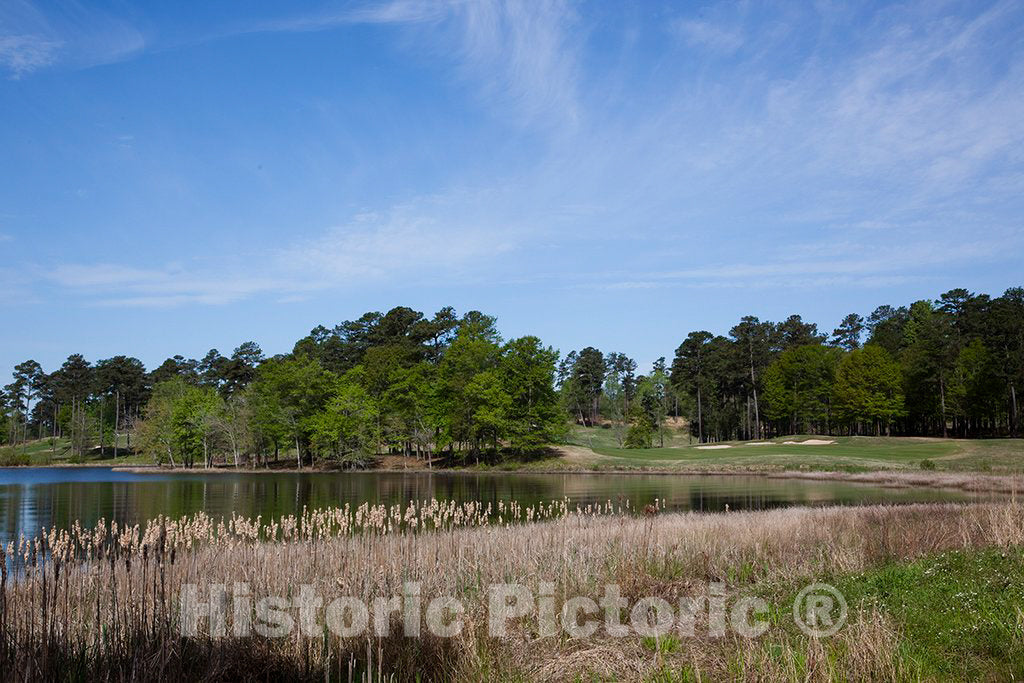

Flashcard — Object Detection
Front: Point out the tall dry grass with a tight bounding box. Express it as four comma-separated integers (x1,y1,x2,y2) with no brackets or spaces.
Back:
2,499,1023,681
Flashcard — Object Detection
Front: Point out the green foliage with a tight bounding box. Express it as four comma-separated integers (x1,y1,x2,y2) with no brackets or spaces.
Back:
310,369,379,463
134,378,221,467
762,344,842,434
0,448,30,466
563,347,606,425
6,286,1024,470
834,345,905,434
498,336,562,452
624,417,655,448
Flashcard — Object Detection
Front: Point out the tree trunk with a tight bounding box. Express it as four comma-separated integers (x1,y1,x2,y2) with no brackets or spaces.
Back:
51,406,56,456
113,390,120,459
696,384,703,444
99,401,104,458
1012,383,1019,437
939,376,948,439
747,341,761,440
750,378,760,440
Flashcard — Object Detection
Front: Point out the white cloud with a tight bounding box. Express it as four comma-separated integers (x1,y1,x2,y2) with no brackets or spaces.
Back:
279,207,518,283
46,263,290,307
673,18,743,53
17,1,1024,309
0,0,144,77
0,34,61,77
44,190,529,307
249,0,580,128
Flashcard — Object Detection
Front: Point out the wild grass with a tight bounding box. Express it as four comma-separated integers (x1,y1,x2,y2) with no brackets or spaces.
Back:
2,500,1024,681
828,547,1024,680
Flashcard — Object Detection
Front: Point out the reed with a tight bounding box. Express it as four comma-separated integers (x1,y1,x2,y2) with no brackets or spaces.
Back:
2,499,1022,681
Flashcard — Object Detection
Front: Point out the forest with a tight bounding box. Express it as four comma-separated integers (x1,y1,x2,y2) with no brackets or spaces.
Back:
1,286,1022,467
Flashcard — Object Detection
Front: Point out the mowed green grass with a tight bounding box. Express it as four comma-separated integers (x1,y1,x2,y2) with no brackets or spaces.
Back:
0,437,152,466
565,425,1024,473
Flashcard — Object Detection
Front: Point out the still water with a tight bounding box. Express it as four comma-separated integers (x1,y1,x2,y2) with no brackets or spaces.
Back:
0,464,995,544
0,466,998,546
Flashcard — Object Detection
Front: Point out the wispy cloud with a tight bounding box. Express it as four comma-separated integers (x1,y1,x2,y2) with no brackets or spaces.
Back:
44,190,529,307
584,232,1022,293
0,0,144,77
251,0,448,31
247,0,580,128
673,18,743,53
279,202,519,283
13,1,1024,311
45,263,290,307
0,34,61,77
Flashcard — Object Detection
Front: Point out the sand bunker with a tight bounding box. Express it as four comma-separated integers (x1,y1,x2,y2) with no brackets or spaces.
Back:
781,439,835,445
695,445,732,450
744,442,773,446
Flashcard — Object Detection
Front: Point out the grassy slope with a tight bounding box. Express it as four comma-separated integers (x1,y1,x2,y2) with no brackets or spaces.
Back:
0,437,153,466
561,425,1024,473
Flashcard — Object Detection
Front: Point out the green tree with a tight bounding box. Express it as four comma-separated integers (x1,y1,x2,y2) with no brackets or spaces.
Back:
834,345,904,435
135,378,220,468
671,331,714,442
902,300,957,437
565,347,605,426
631,366,671,447
778,315,825,349
990,288,1024,435
729,317,775,440
761,345,842,435
52,354,94,457
433,318,501,459
499,336,562,453
831,313,865,350
866,305,909,356
310,369,379,465
464,369,510,457
247,355,334,468
94,355,147,456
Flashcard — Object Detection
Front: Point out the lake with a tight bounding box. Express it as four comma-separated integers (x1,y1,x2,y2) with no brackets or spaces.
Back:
0,466,1000,547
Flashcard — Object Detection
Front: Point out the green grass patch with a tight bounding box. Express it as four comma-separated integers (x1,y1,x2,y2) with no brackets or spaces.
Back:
757,548,1024,681
0,437,156,466
835,548,1024,680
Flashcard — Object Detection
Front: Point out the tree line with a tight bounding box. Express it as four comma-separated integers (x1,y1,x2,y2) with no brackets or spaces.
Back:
1,307,564,467
555,287,1023,444
1,286,1021,467
660,287,1024,441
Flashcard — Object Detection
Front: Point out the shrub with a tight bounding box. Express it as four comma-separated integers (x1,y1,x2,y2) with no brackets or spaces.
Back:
0,449,30,466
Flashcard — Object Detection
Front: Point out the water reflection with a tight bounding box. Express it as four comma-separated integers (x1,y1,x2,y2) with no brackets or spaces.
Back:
0,467,997,547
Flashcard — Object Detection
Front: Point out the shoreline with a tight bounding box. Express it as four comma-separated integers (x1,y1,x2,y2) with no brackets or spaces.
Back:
92,462,1024,494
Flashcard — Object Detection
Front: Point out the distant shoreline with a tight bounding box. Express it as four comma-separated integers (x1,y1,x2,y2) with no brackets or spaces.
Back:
0,461,1005,495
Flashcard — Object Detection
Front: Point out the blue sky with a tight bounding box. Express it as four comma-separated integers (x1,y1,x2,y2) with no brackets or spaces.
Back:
1,0,1022,375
